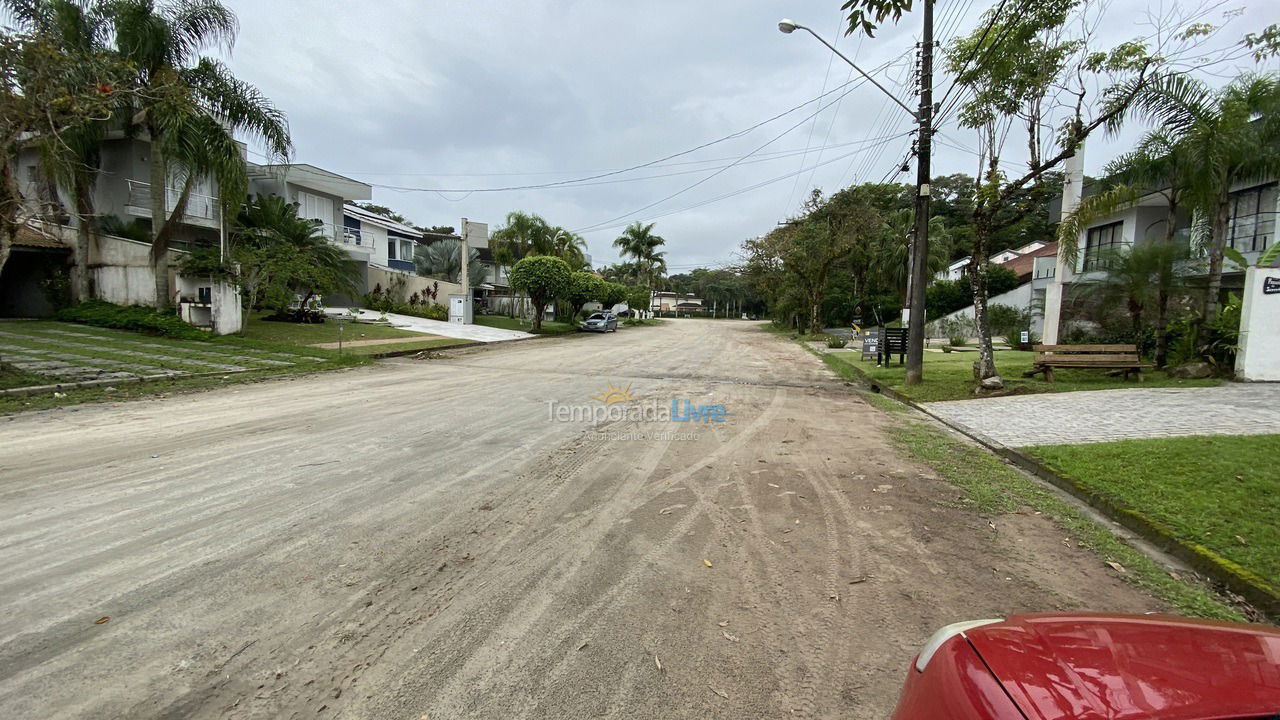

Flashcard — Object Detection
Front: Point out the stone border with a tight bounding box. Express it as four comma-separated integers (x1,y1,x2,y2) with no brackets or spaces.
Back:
1,368,250,397
827,350,1280,621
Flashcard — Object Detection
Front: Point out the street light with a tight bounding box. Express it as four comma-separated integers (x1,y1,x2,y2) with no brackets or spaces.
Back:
778,11,934,386
776,19,917,120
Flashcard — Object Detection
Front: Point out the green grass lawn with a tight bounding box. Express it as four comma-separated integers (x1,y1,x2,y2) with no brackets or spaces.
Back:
890,418,1243,620
238,312,424,345
474,314,578,334
1028,435,1280,595
824,347,1222,403
0,319,367,413
238,312,472,355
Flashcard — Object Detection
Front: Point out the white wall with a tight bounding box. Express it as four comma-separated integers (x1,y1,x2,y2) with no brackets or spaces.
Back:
932,281,1034,339
1236,266,1280,381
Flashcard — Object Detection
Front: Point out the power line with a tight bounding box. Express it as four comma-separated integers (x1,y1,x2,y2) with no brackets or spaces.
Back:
570,69,891,234
932,0,1012,124
576,130,913,236
357,73,879,196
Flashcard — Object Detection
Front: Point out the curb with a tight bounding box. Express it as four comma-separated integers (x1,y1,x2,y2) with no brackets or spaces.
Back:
823,350,1280,620
363,331,566,359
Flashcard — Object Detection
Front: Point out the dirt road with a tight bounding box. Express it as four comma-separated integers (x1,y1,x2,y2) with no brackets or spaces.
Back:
0,320,1157,718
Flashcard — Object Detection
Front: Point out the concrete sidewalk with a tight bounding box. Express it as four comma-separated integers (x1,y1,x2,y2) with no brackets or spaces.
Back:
923,383,1280,447
326,308,534,343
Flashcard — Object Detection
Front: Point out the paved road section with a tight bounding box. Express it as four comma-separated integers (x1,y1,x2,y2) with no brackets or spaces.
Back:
924,384,1280,447
0,320,1157,719
326,308,534,342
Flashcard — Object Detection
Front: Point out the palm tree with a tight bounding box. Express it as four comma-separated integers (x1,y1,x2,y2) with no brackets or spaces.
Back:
490,210,553,317
414,240,485,287
3,0,114,301
1127,73,1280,318
233,194,356,316
108,0,291,308
613,221,666,291
1073,242,1192,366
548,226,588,269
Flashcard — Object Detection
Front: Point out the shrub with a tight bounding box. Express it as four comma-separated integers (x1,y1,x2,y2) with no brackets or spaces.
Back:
56,300,208,340
987,303,1031,341
826,335,849,349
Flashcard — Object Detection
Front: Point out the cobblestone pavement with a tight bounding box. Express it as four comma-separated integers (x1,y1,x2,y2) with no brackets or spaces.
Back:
922,383,1280,447
0,323,319,386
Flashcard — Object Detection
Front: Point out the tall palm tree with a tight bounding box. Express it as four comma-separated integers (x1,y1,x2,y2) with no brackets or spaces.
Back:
3,0,113,301
548,225,588,269
109,0,291,308
490,210,552,316
1128,72,1280,318
613,221,666,291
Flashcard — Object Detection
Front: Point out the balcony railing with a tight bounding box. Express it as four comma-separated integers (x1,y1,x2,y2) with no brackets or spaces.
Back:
126,179,220,223
334,225,376,250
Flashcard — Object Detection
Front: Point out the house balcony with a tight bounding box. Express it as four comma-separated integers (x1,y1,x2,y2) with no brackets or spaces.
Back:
387,258,415,273
328,224,375,259
124,179,221,229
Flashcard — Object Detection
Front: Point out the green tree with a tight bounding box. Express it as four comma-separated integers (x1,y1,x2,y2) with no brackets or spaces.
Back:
942,0,1178,385
4,0,117,300
612,221,667,291
232,195,358,319
1124,72,1280,318
1071,242,1192,366
0,21,124,279
597,281,628,311
548,226,588,269
109,0,291,308
562,270,604,320
508,255,571,331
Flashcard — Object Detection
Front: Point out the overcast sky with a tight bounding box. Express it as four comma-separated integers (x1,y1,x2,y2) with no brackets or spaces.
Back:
217,0,1273,271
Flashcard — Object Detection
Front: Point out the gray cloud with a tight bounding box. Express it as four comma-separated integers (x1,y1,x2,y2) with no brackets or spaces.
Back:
218,0,1274,268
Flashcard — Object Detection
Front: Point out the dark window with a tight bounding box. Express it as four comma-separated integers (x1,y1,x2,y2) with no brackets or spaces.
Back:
1083,221,1123,271
1227,183,1277,254
387,239,396,260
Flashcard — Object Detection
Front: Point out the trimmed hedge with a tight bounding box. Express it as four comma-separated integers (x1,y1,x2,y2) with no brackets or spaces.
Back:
55,300,209,340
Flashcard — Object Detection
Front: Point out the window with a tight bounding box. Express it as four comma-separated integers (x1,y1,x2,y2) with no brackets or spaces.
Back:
296,191,333,223
1082,221,1123,271
401,240,414,260
387,239,396,260
1227,183,1276,254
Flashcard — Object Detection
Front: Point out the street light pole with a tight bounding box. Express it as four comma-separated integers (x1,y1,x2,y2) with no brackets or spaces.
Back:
905,0,934,386
779,8,933,385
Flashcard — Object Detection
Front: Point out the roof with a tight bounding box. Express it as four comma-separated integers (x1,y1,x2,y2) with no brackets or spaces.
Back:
251,163,372,201
13,226,68,250
343,203,423,238
1000,242,1058,279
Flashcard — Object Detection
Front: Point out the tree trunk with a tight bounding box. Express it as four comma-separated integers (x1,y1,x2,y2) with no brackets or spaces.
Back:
73,185,95,302
1154,200,1178,368
531,296,543,331
0,153,19,281
968,252,999,382
149,139,170,308
151,171,195,311
1203,195,1230,319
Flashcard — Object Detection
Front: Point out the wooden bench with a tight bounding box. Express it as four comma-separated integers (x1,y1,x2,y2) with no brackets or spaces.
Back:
1023,344,1152,382
877,327,907,366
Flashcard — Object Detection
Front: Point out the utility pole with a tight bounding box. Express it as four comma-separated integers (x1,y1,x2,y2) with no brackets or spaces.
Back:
904,0,934,386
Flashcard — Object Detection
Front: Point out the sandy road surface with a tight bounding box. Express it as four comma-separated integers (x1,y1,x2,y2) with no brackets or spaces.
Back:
0,320,1157,718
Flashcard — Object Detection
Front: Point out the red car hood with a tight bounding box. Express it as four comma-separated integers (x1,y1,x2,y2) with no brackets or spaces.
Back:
965,614,1280,720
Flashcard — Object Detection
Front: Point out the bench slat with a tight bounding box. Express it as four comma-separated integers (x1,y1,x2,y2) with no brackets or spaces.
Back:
1035,355,1144,364
1034,344,1137,353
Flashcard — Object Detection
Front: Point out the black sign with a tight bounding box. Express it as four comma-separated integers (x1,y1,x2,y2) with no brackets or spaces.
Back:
1264,276,1280,295
860,329,880,361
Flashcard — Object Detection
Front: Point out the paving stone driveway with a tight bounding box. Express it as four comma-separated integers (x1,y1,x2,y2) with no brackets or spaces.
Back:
923,384,1280,447
0,323,319,387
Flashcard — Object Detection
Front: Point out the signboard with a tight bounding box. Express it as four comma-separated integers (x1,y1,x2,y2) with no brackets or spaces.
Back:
1264,276,1280,295
860,328,880,361
1020,330,1030,344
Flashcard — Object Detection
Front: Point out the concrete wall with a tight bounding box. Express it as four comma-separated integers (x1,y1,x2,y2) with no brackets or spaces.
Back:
1236,266,1280,381
365,266,462,305
93,234,163,305
930,281,1034,339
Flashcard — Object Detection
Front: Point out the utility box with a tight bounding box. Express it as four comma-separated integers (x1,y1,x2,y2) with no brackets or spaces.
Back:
449,294,472,324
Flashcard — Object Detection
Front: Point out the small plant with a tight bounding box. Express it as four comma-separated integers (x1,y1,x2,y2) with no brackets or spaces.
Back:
826,335,849,348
